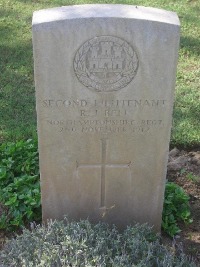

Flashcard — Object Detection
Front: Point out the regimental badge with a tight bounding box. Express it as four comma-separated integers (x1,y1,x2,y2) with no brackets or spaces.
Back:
74,36,139,92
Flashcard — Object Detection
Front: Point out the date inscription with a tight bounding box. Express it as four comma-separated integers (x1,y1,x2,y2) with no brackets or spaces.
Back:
47,119,163,134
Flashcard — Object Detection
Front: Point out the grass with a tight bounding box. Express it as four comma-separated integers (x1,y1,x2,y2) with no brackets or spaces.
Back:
0,0,199,147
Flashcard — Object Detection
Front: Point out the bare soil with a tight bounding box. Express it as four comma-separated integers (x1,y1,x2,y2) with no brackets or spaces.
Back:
0,148,200,263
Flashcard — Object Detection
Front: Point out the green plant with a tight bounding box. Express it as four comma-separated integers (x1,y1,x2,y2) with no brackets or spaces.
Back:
186,172,199,183
0,138,194,237
0,218,197,266
162,182,193,237
0,139,41,230
180,168,186,175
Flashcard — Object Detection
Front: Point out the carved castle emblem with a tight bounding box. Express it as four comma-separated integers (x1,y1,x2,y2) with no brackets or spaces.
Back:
74,36,139,92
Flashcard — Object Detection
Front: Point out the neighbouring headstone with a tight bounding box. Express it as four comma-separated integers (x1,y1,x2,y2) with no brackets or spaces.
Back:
32,4,180,231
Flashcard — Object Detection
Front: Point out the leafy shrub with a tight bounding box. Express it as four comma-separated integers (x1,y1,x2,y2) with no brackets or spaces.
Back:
162,182,193,237
0,139,41,230
0,139,193,238
0,218,197,267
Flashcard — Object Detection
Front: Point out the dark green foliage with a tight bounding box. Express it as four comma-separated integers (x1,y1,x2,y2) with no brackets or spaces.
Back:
0,139,41,230
0,139,193,238
162,182,193,237
0,218,197,267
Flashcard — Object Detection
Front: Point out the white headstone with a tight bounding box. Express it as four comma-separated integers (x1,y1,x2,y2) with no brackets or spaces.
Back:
32,4,180,230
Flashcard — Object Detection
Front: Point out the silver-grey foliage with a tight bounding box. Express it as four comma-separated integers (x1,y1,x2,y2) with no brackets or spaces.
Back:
0,218,197,267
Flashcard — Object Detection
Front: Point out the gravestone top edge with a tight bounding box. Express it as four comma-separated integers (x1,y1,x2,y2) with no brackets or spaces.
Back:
32,4,180,27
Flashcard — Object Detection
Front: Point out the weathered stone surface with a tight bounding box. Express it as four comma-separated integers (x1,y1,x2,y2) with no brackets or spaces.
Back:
168,156,188,171
32,4,180,231
169,148,180,158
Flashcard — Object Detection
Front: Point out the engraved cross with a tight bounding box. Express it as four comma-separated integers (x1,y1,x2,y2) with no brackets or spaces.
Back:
76,139,131,209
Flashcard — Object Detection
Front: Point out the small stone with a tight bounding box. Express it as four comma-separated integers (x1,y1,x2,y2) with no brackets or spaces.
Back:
168,161,181,171
169,147,180,158
168,155,188,171
190,152,200,166
176,155,188,165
